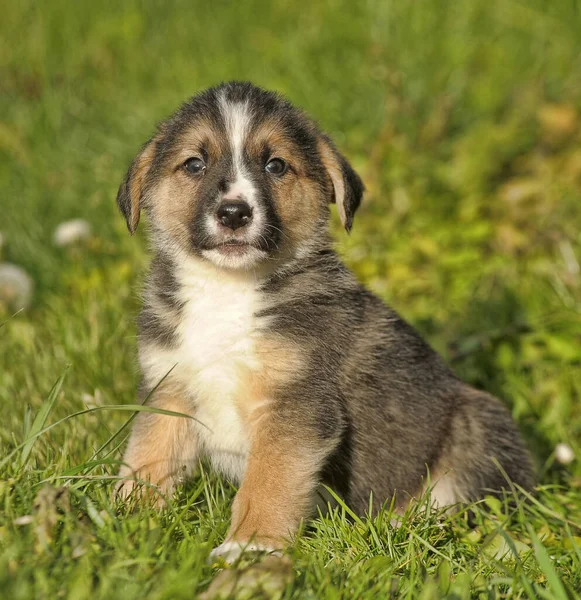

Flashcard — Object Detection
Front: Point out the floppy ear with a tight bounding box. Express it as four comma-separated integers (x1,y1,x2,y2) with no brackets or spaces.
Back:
116,138,158,234
318,135,364,232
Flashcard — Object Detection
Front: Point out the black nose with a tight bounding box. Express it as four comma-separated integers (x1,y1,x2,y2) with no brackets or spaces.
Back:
216,201,253,231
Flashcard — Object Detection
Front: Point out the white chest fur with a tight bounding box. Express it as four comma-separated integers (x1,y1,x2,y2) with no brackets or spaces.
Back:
139,258,266,482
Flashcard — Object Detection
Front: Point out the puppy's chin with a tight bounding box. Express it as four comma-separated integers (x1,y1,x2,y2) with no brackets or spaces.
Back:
201,245,269,270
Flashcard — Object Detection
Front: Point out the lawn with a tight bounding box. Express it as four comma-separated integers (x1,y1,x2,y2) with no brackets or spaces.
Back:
1,1,580,598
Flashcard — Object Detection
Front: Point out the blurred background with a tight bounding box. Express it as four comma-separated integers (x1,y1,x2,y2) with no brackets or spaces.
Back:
2,0,581,481
1,0,580,595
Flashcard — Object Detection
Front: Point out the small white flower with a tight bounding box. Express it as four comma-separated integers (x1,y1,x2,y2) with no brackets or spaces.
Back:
14,515,34,525
0,263,34,310
53,219,92,247
555,443,575,465
81,389,103,409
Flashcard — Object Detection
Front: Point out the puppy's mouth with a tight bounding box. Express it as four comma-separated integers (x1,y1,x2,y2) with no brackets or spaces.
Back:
200,237,270,269
212,240,259,255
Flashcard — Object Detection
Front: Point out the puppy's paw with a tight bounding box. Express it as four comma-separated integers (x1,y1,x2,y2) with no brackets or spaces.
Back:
209,540,282,564
113,475,167,508
114,477,137,501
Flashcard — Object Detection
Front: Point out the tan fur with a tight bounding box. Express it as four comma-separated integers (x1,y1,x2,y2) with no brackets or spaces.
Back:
225,415,331,548
117,388,198,503
149,175,197,243
248,335,306,398
223,338,317,548
232,337,307,434
127,142,157,233
274,175,324,257
247,121,326,257
423,469,463,507
172,120,224,164
317,139,348,228
148,122,225,240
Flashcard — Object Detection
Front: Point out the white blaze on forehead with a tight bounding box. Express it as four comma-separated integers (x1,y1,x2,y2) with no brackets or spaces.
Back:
218,95,256,201
203,93,266,270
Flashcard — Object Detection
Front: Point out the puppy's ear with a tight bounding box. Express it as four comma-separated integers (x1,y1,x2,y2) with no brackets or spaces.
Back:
318,135,364,232
116,137,158,234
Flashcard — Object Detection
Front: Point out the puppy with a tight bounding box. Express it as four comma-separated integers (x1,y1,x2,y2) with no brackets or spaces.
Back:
115,81,534,560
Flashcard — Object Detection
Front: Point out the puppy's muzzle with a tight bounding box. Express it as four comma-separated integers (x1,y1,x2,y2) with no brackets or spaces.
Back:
217,201,253,231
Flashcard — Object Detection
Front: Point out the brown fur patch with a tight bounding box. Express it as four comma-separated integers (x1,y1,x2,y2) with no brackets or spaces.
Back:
248,335,306,398
225,416,329,547
171,120,225,166
272,175,325,257
148,119,227,243
247,120,327,257
317,139,348,227
127,142,157,233
229,336,308,448
221,336,322,547
117,388,198,503
246,122,301,170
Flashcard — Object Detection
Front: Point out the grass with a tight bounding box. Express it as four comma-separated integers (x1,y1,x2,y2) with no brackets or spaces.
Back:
1,0,581,597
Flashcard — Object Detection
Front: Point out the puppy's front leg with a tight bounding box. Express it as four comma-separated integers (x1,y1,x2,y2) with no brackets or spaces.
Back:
116,391,198,504
211,418,334,562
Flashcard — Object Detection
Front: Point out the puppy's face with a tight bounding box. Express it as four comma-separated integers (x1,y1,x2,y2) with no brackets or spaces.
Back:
117,82,364,270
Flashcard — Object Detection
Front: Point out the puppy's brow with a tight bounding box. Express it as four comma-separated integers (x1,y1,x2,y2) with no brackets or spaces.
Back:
261,145,272,164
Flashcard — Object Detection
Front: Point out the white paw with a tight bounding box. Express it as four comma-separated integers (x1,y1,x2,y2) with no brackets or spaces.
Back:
209,540,281,563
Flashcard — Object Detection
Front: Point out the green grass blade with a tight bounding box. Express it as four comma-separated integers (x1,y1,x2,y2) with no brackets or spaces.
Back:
88,365,176,462
19,368,67,468
1,404,207,472
528,526,569,600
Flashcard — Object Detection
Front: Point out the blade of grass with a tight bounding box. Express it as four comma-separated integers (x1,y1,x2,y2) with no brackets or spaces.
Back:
497,528,536,598
1,404,208,472
528,526,568,600
89,365,177,462
19,368,67,468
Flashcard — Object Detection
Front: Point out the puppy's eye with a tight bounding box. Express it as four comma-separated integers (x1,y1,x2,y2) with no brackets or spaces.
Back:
265,158,287,176
183,157,206,175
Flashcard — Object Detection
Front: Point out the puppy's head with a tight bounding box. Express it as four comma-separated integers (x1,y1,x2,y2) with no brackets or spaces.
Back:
117,82,364,270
